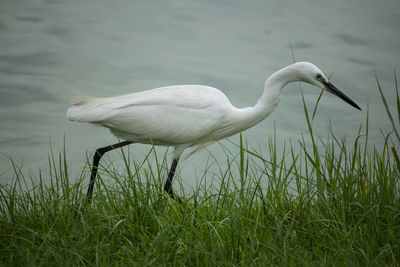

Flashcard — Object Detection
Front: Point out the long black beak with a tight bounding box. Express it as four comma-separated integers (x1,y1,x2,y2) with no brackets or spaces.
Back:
322,81,361,110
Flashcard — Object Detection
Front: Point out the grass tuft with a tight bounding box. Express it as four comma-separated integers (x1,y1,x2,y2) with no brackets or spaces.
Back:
1,75,400,266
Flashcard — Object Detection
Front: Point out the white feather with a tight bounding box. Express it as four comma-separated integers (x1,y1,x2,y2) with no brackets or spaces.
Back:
67,62,360,160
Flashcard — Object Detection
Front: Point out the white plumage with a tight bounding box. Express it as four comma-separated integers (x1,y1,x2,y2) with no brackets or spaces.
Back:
67,62,361,201
67,84,273,158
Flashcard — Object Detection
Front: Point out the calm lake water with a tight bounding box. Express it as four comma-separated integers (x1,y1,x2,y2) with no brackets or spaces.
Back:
1,0,399,190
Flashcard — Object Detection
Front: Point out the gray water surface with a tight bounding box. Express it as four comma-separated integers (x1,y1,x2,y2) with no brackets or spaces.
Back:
1,0,399,189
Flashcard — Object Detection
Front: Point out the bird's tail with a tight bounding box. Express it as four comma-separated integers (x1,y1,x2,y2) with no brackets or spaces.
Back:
70,94,94,106
66,94,98,122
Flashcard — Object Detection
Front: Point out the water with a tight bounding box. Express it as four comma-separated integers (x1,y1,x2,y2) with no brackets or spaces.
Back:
1,0,399,189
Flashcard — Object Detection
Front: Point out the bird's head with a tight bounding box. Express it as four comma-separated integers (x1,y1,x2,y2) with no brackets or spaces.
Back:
294,62,361,110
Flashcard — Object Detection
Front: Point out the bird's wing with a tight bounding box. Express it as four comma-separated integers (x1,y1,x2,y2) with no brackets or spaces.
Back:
67,85,233,145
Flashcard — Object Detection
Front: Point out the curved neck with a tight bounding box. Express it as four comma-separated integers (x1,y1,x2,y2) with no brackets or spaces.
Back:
258,63,300,107
226,63,302,135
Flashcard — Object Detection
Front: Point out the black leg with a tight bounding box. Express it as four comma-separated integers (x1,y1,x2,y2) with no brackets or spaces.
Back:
164,158,181,202
86,140,132,204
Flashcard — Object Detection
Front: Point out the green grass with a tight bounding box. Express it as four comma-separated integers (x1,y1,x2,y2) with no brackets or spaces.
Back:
1,76,400,266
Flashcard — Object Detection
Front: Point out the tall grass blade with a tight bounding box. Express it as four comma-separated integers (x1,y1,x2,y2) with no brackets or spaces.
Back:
312,90,324,121
392,147,400,173
375,70,400,142
394,68,400,126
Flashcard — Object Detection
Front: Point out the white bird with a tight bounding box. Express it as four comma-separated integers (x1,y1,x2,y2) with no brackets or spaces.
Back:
67,62,361,202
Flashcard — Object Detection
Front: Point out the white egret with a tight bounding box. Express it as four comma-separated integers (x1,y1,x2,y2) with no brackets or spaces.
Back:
67,62,361,202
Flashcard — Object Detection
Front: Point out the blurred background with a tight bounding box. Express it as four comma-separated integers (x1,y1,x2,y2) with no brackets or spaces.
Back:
1,0,399,189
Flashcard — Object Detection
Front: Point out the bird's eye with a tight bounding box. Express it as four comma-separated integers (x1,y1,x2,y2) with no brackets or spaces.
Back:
316,73,322,80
